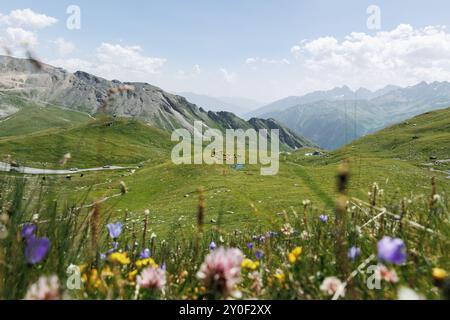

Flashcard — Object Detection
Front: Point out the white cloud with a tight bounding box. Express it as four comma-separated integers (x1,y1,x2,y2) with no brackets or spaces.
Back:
0,9,57,29
220,68,237,83
52,37,75,56
245,57,290,65
50,42,166,82
175,64,201,79
0,27,37,48
290,24,450,89
95,43,166,77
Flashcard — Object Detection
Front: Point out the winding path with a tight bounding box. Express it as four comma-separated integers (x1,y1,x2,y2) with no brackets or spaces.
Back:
0,161,134,175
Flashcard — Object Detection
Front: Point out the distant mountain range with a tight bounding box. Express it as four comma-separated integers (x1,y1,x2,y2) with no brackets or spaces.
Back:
247,82,450,149
246,85,400,119
177,92,262,116
0,55,311,150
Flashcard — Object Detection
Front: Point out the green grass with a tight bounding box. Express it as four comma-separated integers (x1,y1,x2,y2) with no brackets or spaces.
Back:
1,101,448,239
0,100,449,300
0,93,91,138
335,107,450,162
0,116,173,168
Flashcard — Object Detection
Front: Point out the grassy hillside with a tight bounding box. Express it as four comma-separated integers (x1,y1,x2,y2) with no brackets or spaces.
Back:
0,101,448,239
0,116,173,168
335,107,450,162
0,93,91,138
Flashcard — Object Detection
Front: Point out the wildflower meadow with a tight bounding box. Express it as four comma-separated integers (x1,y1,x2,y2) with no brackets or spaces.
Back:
0,162,448,301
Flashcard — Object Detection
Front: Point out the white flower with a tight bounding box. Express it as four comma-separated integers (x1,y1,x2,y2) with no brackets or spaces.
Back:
320,276,345,297
281,223,294,236
24,275,61,300
397,286,424,300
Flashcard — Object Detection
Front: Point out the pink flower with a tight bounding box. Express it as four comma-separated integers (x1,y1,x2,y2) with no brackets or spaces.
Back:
137,267,166,290
320,276,345,297
196,247,243,297
24,275,61,300
375,264,399,283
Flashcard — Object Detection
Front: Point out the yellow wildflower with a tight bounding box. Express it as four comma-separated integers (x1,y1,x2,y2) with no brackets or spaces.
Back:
288,247,303,264
109,252,130,265
241,258,260,270
101,266,114,277
89,269,101,289
135,257,158,269
128,269,138,282
274,269,285,283
432,268,448,281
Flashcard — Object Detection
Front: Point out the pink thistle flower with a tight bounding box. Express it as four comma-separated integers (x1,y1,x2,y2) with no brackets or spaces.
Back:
137,266,166,290
375,264,399,283
196,247,244,297
24,275,61,300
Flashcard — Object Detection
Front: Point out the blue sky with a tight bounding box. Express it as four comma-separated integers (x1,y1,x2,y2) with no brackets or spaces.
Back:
2,0,450,102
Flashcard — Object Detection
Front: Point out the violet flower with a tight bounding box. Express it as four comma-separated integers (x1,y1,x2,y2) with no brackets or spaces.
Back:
377,236,407,265
22,224,37,240
106,222,123,240
348,246,361,261
25,237,50,264
140,248,151,259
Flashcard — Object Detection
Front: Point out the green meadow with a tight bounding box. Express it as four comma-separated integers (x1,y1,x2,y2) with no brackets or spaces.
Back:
0,93,448,300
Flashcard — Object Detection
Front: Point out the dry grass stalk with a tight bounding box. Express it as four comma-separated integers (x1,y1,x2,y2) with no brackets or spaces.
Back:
89,202,101,265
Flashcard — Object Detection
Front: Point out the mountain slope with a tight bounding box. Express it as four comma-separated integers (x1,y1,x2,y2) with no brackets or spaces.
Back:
0,116,173,168
253,81,450,149
0,93,90,138
247,85,399,118
335,106,450,161
261,100,385,150
0,55,311,151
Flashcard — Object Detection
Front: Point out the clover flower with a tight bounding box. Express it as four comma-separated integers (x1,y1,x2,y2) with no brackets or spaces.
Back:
24,275,61,300
374,264,399,283
196,247,243,297
137,266,166,290
320,276,345,296
281,223,294,236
